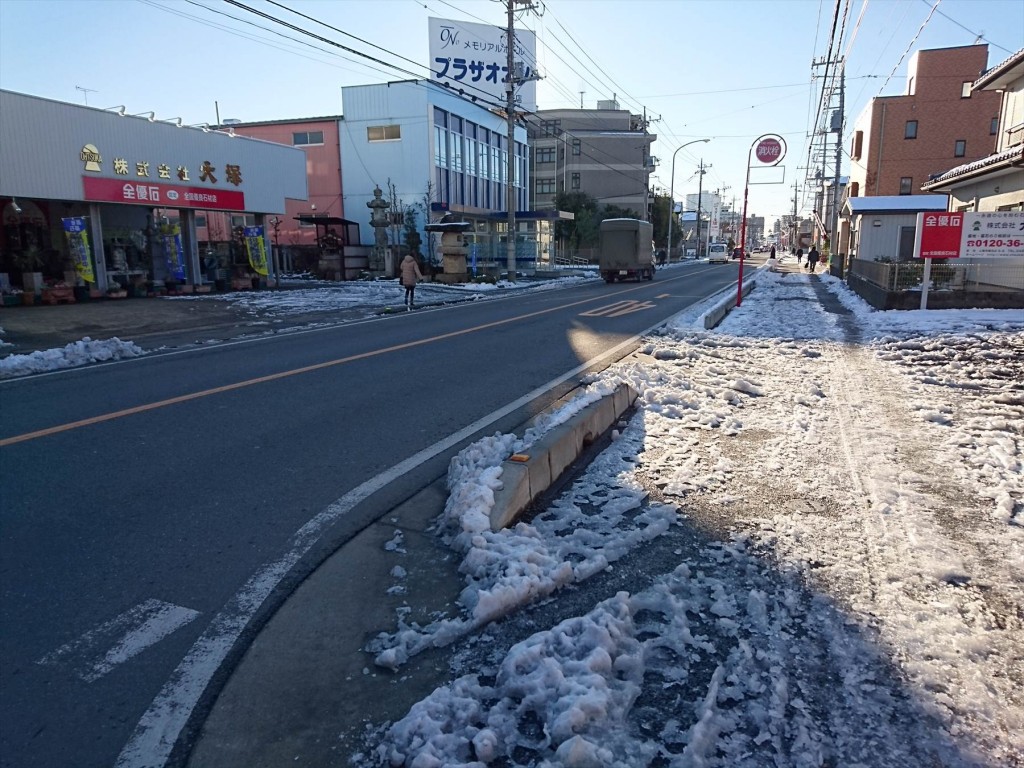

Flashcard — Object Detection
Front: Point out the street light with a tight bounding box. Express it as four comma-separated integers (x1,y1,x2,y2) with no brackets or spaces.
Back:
666,139,710,262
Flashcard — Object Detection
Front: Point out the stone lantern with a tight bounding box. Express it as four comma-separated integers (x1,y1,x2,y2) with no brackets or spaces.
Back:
367,186,391,276
424,217,473,284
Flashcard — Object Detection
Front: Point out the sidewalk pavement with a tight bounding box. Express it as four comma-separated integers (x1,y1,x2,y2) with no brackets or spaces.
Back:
181,261,848,768
0,289,362,357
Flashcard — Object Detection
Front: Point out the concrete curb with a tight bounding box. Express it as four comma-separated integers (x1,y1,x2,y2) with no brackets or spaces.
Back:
489,382,638,530
702,276,757,329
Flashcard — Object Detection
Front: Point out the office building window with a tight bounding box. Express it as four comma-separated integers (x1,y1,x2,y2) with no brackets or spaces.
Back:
961,81,972,98
292,131,324,146
899,177,913,195
536,147,556,164
536,179,556,194
954,139,966,157
540,119,561,137
571,172,580,190
367,125,401,142
572,138,581,156
904,120,918,139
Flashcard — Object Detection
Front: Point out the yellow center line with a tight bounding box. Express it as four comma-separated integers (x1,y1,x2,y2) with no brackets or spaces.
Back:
2,277,691,447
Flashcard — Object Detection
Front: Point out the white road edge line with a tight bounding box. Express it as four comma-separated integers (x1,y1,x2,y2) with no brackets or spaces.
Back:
115,309,682,768
37,599,200,683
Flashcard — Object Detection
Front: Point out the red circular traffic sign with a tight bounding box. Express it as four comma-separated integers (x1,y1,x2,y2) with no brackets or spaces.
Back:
755,138,783,163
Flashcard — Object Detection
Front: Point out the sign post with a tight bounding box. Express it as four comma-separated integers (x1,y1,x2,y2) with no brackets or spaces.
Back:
738,134,786,307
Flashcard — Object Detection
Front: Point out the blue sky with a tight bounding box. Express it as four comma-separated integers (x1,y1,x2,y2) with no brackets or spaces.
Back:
1,0,1021,223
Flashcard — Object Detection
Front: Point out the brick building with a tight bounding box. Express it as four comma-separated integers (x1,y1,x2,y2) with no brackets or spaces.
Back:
848,45,1002,199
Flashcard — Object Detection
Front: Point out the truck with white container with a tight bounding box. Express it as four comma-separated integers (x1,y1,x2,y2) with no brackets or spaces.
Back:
598,218,655,283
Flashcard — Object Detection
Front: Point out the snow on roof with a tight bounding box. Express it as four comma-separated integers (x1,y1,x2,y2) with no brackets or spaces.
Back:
844,195,948,215
921,144,1024,189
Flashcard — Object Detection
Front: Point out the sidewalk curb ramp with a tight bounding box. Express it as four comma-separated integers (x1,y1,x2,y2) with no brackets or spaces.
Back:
489,382,638,530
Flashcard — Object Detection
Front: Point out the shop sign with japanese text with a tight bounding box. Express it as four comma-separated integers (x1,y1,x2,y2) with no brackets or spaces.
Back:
961,211,1024,259
916,212,963,259
917,211,1024,259
82,176,245,211
429,17,537,113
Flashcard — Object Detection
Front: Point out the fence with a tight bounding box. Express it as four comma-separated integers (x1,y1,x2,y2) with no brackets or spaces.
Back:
849,259,1024,293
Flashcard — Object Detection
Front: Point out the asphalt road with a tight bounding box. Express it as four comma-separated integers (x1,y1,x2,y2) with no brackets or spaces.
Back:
0,262,740,768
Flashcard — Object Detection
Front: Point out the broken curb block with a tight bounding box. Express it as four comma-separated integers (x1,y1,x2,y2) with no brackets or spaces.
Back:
489,383,638,531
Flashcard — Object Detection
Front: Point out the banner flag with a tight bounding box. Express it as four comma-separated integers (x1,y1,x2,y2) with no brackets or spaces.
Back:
244,225,268,276
62,217,96,283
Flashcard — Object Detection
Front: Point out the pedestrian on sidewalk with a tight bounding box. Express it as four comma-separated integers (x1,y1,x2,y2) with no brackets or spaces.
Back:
769,245,776,260
400,253,424,310
807,245,820,273
796,248,803,267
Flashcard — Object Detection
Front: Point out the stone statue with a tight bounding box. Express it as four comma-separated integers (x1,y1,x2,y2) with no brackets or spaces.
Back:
367,186,390,274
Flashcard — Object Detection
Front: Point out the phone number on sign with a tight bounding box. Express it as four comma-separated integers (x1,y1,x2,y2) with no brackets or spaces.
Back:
966,239,1023,248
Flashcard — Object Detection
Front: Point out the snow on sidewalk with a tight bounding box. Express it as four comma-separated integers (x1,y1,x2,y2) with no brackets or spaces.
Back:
359,271,1024,768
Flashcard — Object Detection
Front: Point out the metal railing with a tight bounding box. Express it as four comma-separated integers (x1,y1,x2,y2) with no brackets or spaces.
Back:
849,259,1024,293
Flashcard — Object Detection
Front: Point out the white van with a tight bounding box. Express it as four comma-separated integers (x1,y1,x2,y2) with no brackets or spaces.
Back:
708,243,729,263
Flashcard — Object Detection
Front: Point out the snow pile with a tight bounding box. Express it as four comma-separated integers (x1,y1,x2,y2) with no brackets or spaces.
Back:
0,337,145,379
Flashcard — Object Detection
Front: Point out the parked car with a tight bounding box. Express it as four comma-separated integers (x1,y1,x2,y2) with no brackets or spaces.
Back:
708,243,729,263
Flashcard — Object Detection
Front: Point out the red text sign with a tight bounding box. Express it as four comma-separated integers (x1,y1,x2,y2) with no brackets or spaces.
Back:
917,212,963,259
755,138,783,163
82,176,246,211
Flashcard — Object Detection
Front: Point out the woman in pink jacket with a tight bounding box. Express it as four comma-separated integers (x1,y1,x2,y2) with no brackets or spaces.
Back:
400,253,424,310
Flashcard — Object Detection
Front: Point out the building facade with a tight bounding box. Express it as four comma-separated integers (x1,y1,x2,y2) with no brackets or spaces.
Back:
528,104,654,218
0,90,307,296
921,47,1024,212
848,45,1002,199
340,79,532,271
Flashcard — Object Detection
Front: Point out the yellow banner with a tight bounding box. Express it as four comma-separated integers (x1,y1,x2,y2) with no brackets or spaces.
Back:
244,226,269,276
62,217,95,283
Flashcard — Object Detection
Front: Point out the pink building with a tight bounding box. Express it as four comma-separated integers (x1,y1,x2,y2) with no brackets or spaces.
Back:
195,117,348,270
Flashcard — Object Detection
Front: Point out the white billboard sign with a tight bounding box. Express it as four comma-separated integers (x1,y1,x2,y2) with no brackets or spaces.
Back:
428,17,538,114
961,211,1024,259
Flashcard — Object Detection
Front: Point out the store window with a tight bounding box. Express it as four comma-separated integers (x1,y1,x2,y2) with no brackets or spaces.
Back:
904,120,918,139
292,131,324,146
899,177,913,195
368,124,401,142
954,139,966,157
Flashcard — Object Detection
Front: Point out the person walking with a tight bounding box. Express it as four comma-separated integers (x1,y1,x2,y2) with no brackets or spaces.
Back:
769,245,776,260
807,245,820,273
400,253,424,310
795,247,803,267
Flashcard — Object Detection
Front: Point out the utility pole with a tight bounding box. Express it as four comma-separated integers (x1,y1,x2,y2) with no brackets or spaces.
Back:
505,0,538,282
831,67,845,257
694,159,707,257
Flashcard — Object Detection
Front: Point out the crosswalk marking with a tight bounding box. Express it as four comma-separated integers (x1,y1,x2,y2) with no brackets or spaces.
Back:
38,599,200,683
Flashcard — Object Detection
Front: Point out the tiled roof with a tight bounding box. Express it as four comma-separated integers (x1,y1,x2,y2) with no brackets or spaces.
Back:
921,145,1024,189
974,48,1024,90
